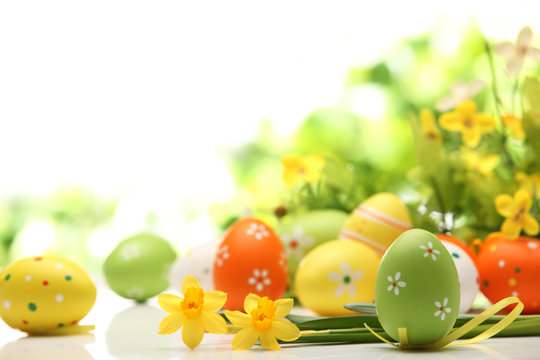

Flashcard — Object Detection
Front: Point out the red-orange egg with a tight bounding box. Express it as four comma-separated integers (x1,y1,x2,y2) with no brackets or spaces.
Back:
213,218,287,310
476,233,540,314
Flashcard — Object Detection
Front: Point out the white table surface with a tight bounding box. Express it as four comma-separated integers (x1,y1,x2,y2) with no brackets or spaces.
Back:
1,281,539,360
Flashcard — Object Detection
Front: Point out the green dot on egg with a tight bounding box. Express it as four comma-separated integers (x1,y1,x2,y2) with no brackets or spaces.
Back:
451,253,460,259
58,323,64,327
28,303,37,311
5,274,10,281
343,275,351,284
65,275,72,281
515,267,521,273
483,279,489,287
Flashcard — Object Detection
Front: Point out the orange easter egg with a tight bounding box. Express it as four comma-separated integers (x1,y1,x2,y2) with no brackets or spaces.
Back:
213,218,287,310
476,233,540,314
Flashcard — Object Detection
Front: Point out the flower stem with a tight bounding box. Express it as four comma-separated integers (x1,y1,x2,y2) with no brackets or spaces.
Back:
484,39,506,118
429,176,449,232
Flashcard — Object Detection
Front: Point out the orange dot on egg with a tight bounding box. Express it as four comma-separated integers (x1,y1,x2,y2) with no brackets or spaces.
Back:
490,245,497,252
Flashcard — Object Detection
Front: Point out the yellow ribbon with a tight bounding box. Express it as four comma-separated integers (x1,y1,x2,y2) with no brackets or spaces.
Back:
365,296,524,350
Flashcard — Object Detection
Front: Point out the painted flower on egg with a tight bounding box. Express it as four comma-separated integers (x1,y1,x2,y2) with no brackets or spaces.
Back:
420,241,441,261
434,297,452,321
280,226,314,261
328,262,363,297
386,272,406,295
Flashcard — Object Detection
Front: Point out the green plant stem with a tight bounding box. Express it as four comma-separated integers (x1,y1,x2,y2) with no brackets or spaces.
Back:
429,176,449,232
485,39,506,117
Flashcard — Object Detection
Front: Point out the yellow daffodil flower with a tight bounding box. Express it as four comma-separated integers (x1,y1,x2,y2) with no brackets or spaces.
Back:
281,153,325,188
420,109,441,143
502,114,525,140
224,294,300,350
439,99,495,148
436,79,484,112
157,276,227,349
494,26,540,76
516,171,540,198
461,148,500,178
495,189,540,240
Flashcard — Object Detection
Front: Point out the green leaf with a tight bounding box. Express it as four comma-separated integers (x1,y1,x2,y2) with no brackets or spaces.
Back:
523,77,540,112
343,302,377,314
286,314,382,330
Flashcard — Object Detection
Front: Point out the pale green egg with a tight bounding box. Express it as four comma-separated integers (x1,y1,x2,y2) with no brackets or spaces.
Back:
103,233,177,302
375,229,460,346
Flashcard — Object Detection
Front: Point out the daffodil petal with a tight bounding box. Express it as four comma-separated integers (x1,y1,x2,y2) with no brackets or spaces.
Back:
523,214,540,236
281,153,302,167
439,112,462,131
244,293,260,313
181,276,202,296
202,291,227,312
501,219,521,240
495,194,514,217
232,327,259,350
527,46,540,60
224,310,252,327
507,55,524,77
475,113,496,132
259,330,280,350
274,298,294,319
200,311,227,334
517,26,533,47
182,318,204,350
305,154,325,170
515,189,532,211
271,319,301,341
301,169,322,184
157,293,182,314
493,41,515,57
456,99,477,117
283,168,299,188
158,313,185,335
461,128,481,148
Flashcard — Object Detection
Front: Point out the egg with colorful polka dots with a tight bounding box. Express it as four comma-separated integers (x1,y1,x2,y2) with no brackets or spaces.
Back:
0,255,96,334
339,193,412,255
476,233,540,314
213,217,287,310
295,239,380,316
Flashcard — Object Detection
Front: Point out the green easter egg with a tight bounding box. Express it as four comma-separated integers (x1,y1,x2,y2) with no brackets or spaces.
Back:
375,229,460,346
275,209,348,286
103,233,177,302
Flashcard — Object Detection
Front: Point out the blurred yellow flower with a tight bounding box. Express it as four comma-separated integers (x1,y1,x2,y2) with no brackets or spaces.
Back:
282,153,325,188
495,189,539,239
158,276,227,349
461,148,500,178
225,294,300,350
439,100,495,148
502,114,525,140
494,26,540,76
516,172,540,198
420,109,441,143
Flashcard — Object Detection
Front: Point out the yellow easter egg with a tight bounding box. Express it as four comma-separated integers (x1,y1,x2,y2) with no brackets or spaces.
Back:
0,255,96,334
339,192,412,254
295,240,380,316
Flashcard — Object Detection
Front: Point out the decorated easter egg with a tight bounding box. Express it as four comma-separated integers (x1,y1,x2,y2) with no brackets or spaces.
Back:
275,209,348,287
476,233,540,314
436,234,479,313
375,229,460,346
169,240,218,292
339,193,412,254
213,218,287,310
0,255,96,334
103,233,177,302
295,239,380,316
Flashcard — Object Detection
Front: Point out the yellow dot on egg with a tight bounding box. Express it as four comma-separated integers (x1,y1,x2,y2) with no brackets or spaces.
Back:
490,245,497,252
532,302,538,307
508,278,517,286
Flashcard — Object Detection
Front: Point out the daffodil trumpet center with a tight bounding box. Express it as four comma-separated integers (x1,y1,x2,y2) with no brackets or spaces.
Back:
251,297,277,331
181,287,204,318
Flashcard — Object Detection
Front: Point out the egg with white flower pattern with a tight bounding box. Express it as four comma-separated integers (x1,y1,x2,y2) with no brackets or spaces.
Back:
213,218,287,310
295,239,380,316
103,233,177,302
375,229,460,346
275,209,348,289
